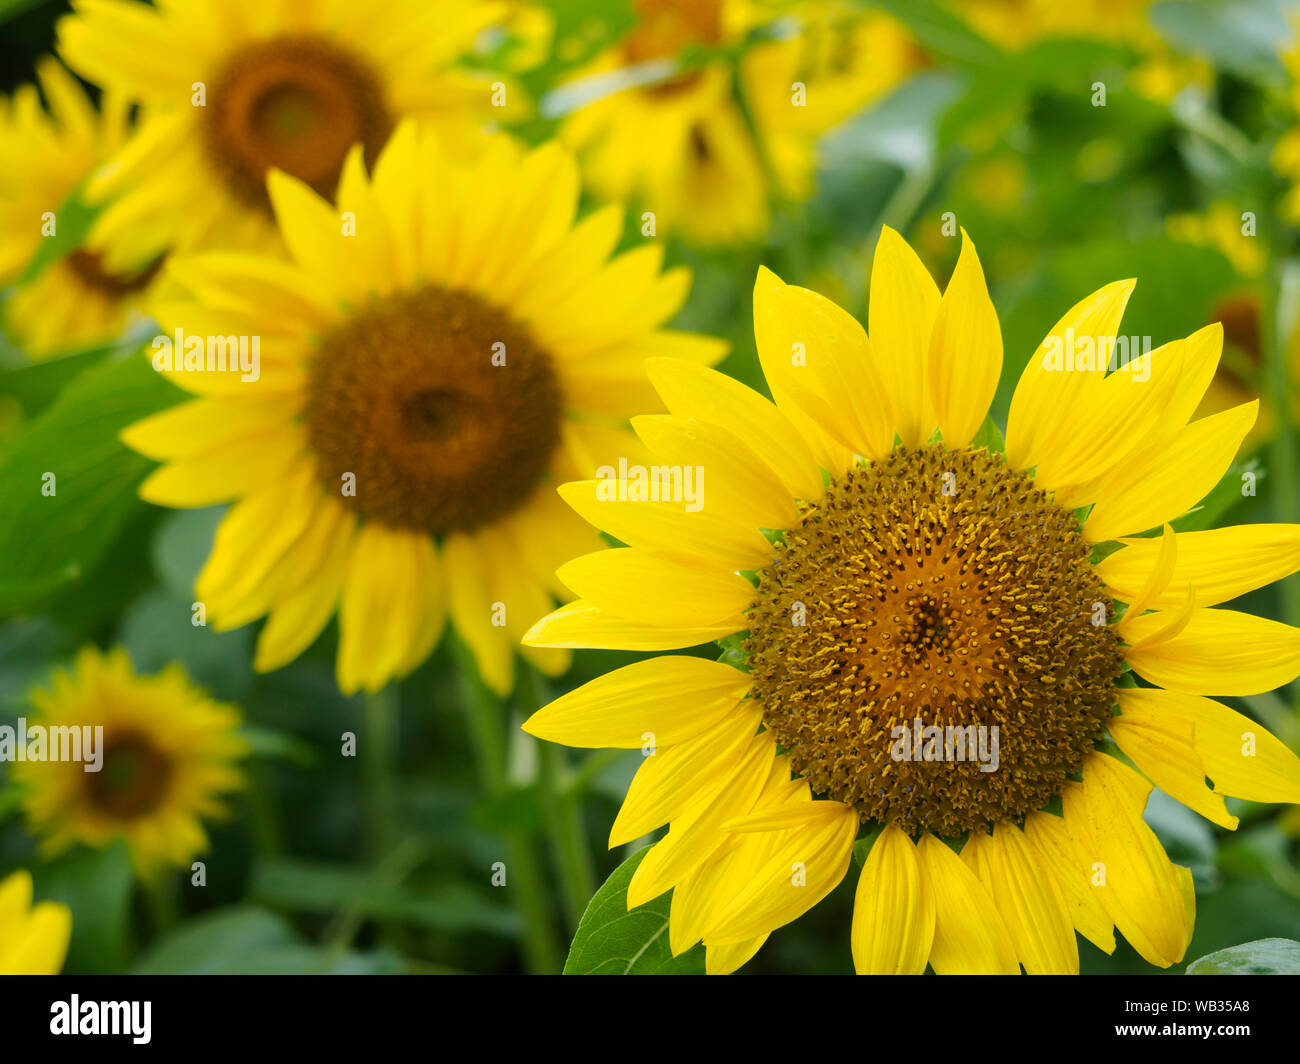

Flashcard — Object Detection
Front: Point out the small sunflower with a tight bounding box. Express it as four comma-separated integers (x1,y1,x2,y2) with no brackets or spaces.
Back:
0,870,72,975
0,59,159,357
15,647,246,879
56,0,517,269
523,226,1300,974
561,0,919,246
120,120,725,697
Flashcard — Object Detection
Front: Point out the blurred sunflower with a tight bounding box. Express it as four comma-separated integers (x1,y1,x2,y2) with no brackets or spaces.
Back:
0,59,159,357
56,0,517,269
121,120,725,697
15,647,246,880
561,0,919,246
0,870,72,975
523,227,1300,974
952,0,1206,101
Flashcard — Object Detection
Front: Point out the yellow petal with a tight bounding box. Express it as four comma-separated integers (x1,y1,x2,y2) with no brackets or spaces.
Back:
521,656,751,749
556,479,774,571
867,226,941,447
1005,278,1135,473
1097,524,1300,609
916,833,1018,974
522,600,742,651
1022,811,1116,954
752,267,893,459
610,705,763,846
1084,401,1258,542
962,825,1077,974
1108,711,1238,830
851,824,936,974
631,414,801,529
556,548,754,628
928,229,1002,448
644,357,824,501
1117,687,1300,805
1061,754,1193,968
1123,607,1300,696
705,935,767,975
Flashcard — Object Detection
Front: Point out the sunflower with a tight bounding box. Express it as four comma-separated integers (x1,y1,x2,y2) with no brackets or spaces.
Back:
950,0,1206,102
560,0,919,246
0,870,72,975
522,226,1300,974
120,120,725,697
0,59,159,357
15,647,246,879
56,0,518,269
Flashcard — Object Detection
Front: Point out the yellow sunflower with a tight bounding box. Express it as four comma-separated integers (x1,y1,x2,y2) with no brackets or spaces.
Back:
523,226,1300,974
950,0,1207,101
0,870,72,975
15,647,246,879
561,0,919,246
56,0,519,269
0,59,159,357
120,120,725,697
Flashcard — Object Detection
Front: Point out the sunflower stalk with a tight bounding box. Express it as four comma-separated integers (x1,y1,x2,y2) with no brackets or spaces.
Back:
452,639,563,974
522,665,596,933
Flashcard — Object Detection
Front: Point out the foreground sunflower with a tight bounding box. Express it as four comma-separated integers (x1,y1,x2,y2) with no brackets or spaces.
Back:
0,871,72,975
561,0,918,246
15,647,246,879
121,120,723,696
0,59,159,356
523,227,1300,974
56,0,517,268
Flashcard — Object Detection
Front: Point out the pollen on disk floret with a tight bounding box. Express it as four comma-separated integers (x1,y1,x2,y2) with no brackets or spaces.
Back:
745,444,1124,837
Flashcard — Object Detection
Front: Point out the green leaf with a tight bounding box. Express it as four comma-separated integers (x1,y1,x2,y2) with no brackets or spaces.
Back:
1186,937,1300,975
870,0,1001,66
1151,0,1289,87
31,842,134,975
0,351,181,610
133,905,405,974
250,856,519,935
564,847,704,974
16,181,100,288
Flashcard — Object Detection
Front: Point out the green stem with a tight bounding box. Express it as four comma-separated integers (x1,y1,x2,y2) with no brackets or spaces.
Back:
523,667,595,932
144,873,179,941
452,640,562,974
362,685,399,861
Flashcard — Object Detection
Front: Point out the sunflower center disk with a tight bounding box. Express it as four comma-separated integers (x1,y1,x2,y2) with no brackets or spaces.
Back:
305,286,564,535
85,730,174,819
204,35,391,208
746,444,1123,837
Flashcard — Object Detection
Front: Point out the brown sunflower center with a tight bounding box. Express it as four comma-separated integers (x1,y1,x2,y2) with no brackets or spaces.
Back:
203,35,391,210
624,0,722,96
64,249,162,297
305,286,564,535
745,444,1123,837
84,730,173,820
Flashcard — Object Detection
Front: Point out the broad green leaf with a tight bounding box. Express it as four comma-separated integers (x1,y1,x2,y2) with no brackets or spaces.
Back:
1186,937,1300,975
871,0,1001,66
250,856,519,935
133,905,405,974
31,842,134,975
564,846,704,974
1151,0,1289,87
0,351,181,610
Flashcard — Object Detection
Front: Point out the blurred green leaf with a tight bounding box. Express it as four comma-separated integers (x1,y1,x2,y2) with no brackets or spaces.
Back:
564,846,704,973
1186,937,1300,974
32,842,133,975
133,905,404,974
1151,0,1290,87
251,856,519,935
871,0,1001,66
0,352,180,610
